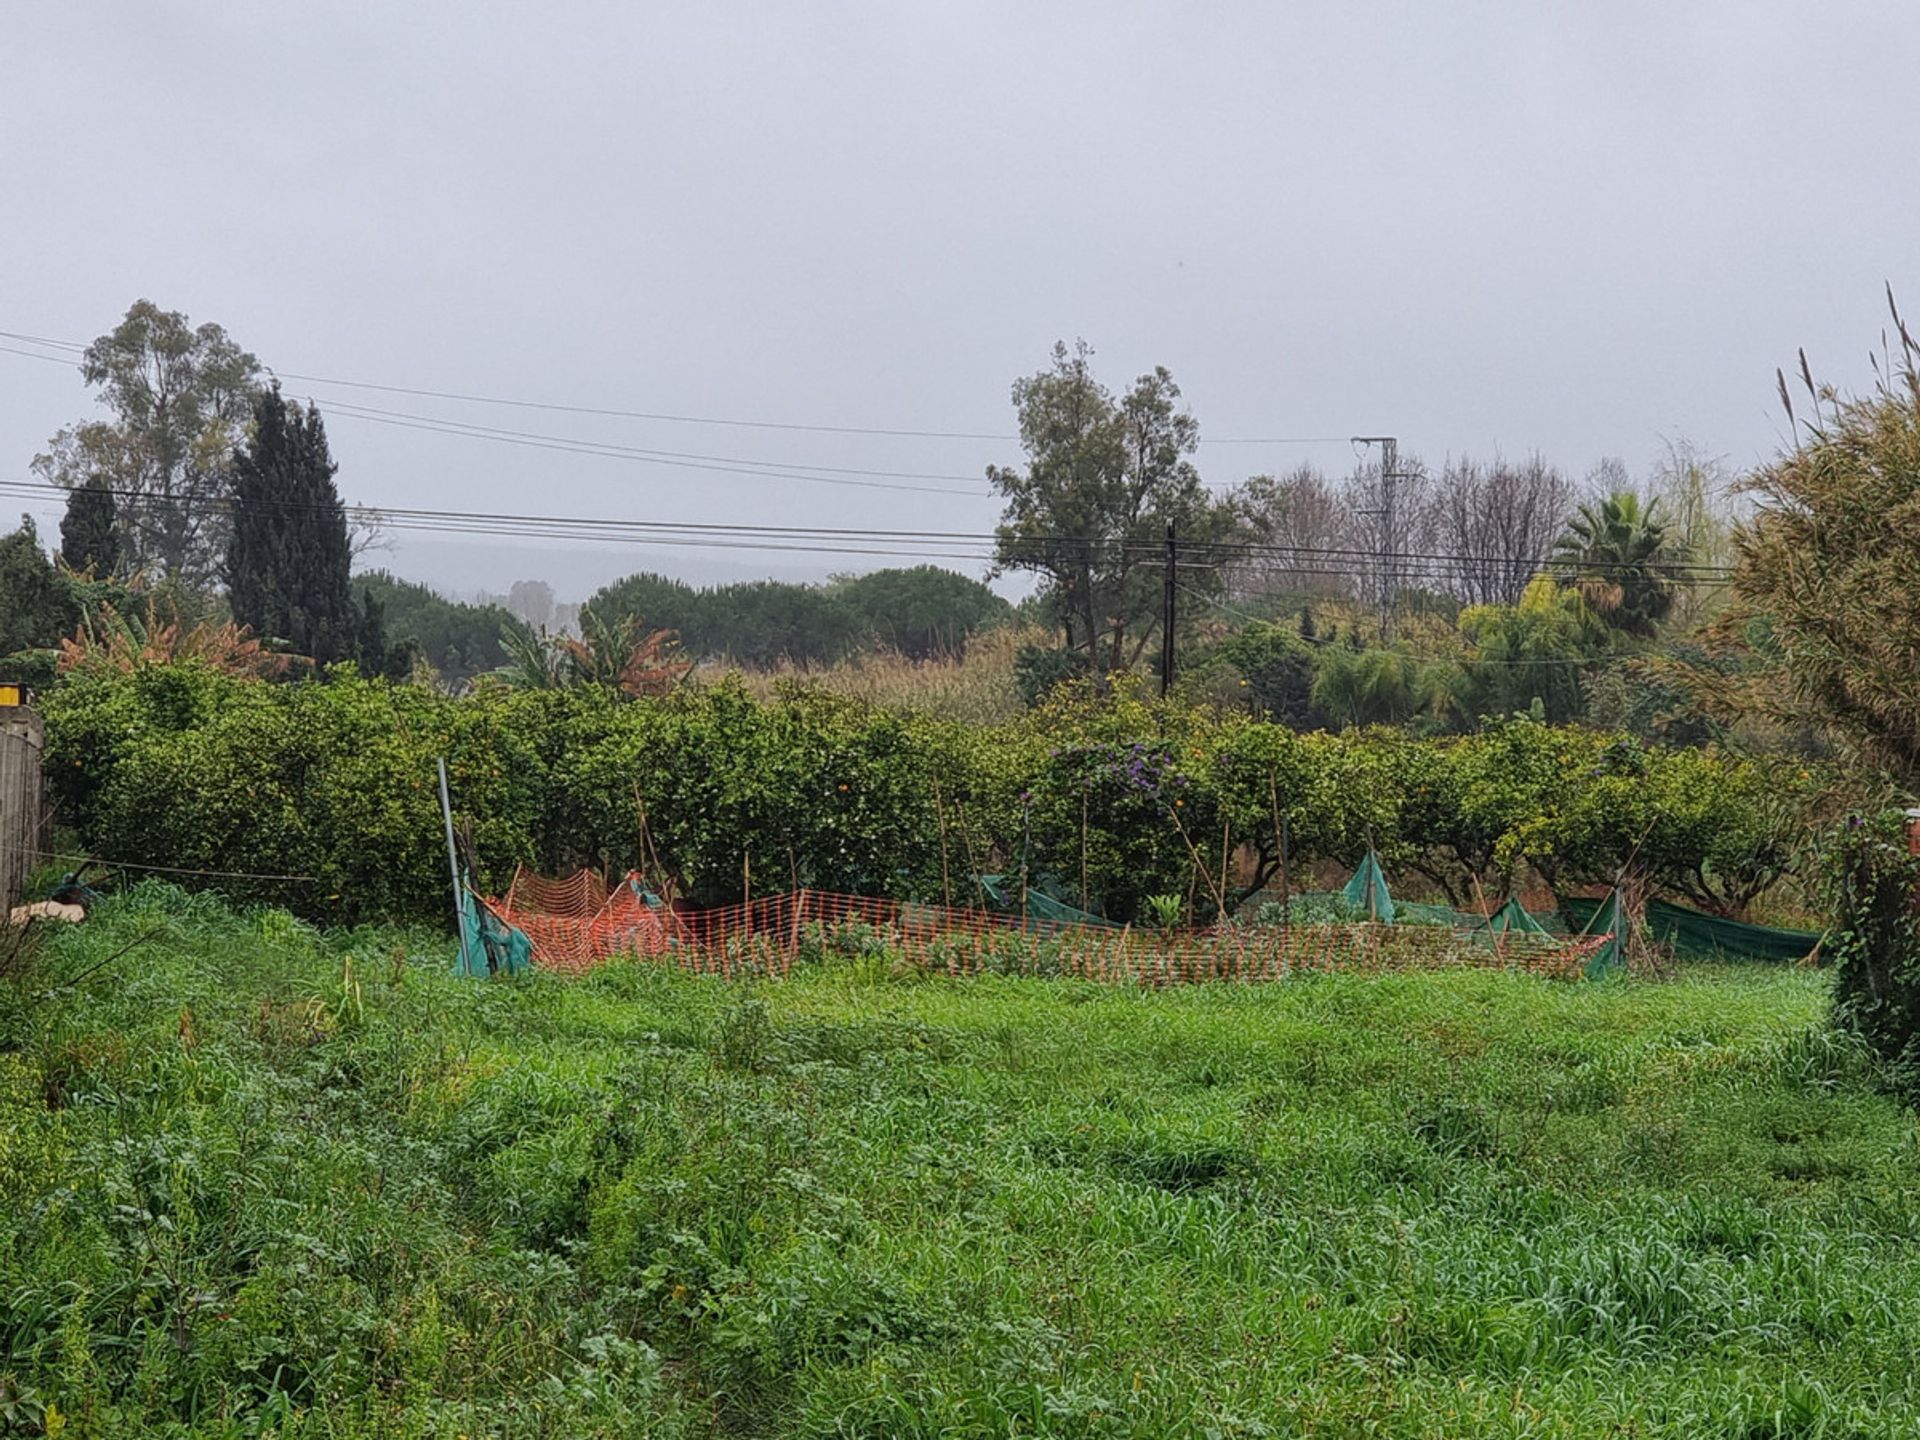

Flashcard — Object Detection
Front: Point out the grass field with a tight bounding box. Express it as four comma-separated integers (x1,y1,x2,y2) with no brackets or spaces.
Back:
4,886,1918,1438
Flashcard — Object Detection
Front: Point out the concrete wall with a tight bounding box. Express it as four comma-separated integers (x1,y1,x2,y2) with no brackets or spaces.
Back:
0,704,46,912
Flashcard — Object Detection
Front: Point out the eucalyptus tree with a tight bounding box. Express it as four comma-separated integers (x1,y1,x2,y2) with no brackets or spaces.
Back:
33,300,262,584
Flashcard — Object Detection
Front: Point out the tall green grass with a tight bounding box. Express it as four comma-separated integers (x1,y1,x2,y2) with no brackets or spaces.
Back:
2,884,1916,1437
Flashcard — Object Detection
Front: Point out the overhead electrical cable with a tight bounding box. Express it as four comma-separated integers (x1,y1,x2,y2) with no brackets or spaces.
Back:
0,326,1359,446
0,476,1741,585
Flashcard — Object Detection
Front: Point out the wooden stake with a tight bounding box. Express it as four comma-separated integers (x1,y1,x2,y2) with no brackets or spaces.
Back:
954,799,990,910
933,778,954,909
1220,814,1233,921
1269,775,1289,935
1082,791,1098,913
1167,805,1227,914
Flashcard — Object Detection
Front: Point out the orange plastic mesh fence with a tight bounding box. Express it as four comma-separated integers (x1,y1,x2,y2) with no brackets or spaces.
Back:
492,871,1608,983
494,867,678,976
504,867,611,919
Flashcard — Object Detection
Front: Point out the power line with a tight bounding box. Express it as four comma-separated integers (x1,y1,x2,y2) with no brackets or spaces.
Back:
1,841,319,883
314,397,990,483
0,476,1741,580
0,327,1358,447
306,398,995,495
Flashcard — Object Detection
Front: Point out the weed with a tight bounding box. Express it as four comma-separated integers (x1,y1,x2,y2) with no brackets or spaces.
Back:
3,890,1916,1436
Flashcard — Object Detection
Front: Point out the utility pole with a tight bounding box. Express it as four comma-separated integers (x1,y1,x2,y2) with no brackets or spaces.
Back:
1380,436,1398,641
1160,520,1177,697
1352,436,1400,641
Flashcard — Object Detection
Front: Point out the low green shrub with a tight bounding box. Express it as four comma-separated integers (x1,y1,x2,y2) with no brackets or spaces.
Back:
40,666,1820,929
1824,812,1920,1096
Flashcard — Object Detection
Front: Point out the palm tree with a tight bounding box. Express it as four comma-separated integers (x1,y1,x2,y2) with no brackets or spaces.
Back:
1310,645,1457,729
1551,491,1682,638
496,618,567,690
497,606,689,696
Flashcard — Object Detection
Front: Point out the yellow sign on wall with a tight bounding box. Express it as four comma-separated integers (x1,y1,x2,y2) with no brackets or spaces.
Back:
0,685,22,707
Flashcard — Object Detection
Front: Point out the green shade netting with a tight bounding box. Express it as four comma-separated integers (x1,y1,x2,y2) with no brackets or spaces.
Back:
1343,849,1395,922
977,875,1118,930
1474,895,1551,936
459,885,533,977
1576,889,1628,979
1559,895,1819,965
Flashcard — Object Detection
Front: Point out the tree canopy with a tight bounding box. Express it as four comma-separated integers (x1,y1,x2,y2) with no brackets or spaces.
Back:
1552,490,1680,638
226,387,367,670
989,342,1238,676
355,572,515,683
0,518,78,685
1732,326,1920,780
832,565,1009,660
58,478,120,579
588,566,1005,669
33,300,262,584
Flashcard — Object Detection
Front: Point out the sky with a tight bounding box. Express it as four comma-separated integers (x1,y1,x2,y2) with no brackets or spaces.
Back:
2,1,1916,601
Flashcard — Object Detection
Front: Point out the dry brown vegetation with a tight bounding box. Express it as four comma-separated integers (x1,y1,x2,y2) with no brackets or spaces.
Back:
699,624,1038,725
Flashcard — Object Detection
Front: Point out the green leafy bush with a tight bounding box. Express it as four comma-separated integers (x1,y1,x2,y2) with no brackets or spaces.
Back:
1824,812,1920,1095
40,665,1817,929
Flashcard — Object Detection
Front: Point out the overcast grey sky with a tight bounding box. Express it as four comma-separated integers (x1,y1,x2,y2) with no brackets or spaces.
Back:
3,1,1915,599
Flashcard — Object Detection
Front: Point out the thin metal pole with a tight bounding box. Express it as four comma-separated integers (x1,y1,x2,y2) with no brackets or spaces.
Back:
1380,437,1398,641
1350,435,1400,642
437,757,472,975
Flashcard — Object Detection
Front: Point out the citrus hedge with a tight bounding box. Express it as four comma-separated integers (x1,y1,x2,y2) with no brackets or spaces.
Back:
39,665,1816,927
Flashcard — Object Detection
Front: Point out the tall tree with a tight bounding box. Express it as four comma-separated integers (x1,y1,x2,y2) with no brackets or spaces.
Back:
834,565,1011,660
1230,464,1358,599
355,571,514,683
32,300,262,584
1431,455,1574,606
226,386,364,669
57,477,121,578
1551,491,1680,638
1731,311,1920,779
1455,576,1594,723
0,518,78,682
506,579,557,630
1648,438,1736,629
990,342,1233,676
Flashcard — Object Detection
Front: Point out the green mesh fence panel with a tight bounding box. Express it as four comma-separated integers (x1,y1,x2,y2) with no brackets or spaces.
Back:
1559,895,1819,964
1391,899,1460,928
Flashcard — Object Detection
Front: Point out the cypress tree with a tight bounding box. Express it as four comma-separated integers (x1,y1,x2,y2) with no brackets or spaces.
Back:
0,517,78,681
59,478,121,578
226,386,365,670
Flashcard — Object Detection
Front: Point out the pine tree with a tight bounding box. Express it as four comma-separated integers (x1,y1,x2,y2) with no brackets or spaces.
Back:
58,477,120,577
226,386,367,670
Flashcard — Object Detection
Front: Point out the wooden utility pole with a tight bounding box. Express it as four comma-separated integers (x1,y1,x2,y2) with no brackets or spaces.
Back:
1160,520,1177,697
